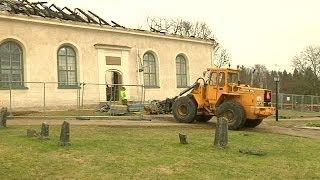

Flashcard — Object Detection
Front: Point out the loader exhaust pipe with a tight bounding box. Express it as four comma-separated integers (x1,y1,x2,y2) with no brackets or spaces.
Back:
251,69,256,86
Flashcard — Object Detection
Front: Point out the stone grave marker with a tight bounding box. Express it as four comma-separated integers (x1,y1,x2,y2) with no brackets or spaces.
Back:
60,121,71,146
214,117,228,148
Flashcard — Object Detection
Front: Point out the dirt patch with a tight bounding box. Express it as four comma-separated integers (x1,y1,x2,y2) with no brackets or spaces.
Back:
250,121,320,140
7,118,215,129
6,117,320,140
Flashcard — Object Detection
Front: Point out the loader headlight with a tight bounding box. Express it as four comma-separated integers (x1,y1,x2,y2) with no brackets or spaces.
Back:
256,96,263,106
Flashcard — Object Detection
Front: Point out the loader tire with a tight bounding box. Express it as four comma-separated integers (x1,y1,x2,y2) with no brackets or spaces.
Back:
216,100,246,130
195,115,213,122
244,119,263,128
172,96,197,123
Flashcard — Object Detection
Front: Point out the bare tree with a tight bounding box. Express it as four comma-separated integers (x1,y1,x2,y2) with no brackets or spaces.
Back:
171,18,183,35
146,17,213,39
180,20,192,36
147,17,168,33
147,16,218,67
251,64,268,88
292,46,320,79
198,22,212,39
213,47,231,68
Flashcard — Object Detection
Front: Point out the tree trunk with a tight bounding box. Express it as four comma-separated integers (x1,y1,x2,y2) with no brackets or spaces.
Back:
40,122,50,139
0,107,9,128
60,121,70,146
179,133,188,144
214,117,228,148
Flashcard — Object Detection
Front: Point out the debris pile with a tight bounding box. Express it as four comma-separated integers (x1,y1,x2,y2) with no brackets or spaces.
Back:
144,98,176,115
0,0,125,28
97,103,127,116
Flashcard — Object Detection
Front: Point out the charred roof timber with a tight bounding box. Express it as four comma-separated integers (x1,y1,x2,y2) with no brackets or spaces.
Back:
0,0,125,28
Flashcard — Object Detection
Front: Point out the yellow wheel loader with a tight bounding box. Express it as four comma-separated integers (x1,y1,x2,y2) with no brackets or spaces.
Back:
172,67,275,130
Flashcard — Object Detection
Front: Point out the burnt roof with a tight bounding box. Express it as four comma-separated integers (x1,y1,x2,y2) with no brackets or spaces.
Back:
0,0,125,28
0,0,216,44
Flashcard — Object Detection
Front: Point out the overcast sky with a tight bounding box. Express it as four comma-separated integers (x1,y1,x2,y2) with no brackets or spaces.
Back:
46,0,320,71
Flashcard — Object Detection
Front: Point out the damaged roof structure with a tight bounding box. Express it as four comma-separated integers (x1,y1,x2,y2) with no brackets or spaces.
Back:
0,0,125,28
0,0,216,42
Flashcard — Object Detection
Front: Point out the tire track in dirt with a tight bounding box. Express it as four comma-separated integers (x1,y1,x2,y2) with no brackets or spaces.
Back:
7,118,320,139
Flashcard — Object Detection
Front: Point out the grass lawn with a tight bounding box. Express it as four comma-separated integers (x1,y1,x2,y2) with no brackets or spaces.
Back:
306,122,320,128
266,119,320,128
272,109,320,118
0,125,320,179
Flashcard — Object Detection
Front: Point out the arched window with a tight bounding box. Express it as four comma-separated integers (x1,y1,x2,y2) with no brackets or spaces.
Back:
143,52,158,87
176,55,188,87
0,41,24,88
57,46,77,87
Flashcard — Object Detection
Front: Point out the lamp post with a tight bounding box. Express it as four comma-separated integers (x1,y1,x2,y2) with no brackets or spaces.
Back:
274,76,280,121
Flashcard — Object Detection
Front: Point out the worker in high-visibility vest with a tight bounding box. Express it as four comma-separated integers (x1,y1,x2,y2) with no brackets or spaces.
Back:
120,87,128,105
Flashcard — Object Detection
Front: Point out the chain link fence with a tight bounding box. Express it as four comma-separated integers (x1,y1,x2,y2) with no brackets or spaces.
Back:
272,93,320,118
0,82,145,119
2,82,320,119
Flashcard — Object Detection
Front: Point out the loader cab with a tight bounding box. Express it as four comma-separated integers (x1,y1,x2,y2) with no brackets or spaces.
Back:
202,68,240,104
205,68,240,92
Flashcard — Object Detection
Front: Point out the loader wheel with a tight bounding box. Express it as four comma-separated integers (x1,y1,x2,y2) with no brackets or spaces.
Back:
172,96,197,123
216,100,245,130
195,115,213,122
244,119,263,128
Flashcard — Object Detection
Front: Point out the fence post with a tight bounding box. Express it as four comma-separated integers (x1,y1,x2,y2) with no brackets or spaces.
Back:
9,79,12,113
139,85,143,120
76,83,79,109
113,84,116,102
280,93,284,110
81,82,85,110
301,95,304,111
76,82,80,118
291,94,294,110
109,85,113,103
317,96,320,112
43,82,46,114
311,96,314,112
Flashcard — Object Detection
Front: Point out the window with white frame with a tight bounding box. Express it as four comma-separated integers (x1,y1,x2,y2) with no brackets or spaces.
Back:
57,46,78,87
0,41,24,88
176,55,188,87
143,52,158,87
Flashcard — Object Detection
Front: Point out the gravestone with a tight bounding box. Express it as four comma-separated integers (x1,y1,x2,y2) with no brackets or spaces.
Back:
0,107,9,128
179,133,188,144
214,117,228,148
40,122,50,139
60,121,70,146
27,129,38,137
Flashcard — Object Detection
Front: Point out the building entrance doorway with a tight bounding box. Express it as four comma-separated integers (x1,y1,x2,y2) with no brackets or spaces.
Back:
106,70,122,101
